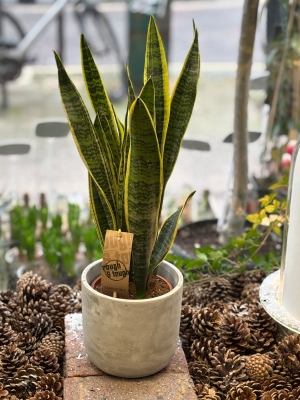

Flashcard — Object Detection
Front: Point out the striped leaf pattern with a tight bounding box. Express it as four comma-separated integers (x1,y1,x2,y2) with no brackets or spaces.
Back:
55,53,117,214
144,15,170,151
125,98,163,297
80,35,120,148
139,78,155,122
163,24,200,186
150,192,195,271
89,174,107,247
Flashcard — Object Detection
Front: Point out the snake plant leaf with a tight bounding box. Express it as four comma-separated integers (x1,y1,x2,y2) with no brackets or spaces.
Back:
94,116,118,181
139,78,155,122
89,173,116,247
55,52,117,214
125,97,163,297
126,65,136,110
55,53,116,208
144,15,170,151
150,191,195,272
80,35,120,149
98,113,120,171
112,104,125,143
163,23,200,186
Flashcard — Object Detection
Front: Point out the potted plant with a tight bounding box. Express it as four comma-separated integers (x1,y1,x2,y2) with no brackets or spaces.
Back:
55,16,200,377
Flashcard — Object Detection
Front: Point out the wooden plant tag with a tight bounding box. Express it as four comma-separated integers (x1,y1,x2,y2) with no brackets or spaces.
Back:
101,230,134,299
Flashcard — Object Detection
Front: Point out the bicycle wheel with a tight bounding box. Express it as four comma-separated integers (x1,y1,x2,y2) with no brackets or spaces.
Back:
0,9,25,50
74,6,127,103
0,9,25,87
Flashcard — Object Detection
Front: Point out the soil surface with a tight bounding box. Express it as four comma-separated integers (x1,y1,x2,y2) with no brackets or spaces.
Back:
94,273,170,300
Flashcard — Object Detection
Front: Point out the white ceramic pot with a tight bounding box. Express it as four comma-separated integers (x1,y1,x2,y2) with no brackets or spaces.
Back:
81,259,183,378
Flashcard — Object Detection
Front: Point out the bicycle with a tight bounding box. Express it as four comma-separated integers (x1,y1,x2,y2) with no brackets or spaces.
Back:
0,0,127,109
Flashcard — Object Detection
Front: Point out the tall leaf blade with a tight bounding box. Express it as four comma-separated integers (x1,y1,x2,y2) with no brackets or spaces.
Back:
124,98,163,297
55,52,117,213
139,78,155,122
144,16,170,151
80,35,120,148
126,65,136,110
163,23,200,185
150,191,195,271
98,113,120,171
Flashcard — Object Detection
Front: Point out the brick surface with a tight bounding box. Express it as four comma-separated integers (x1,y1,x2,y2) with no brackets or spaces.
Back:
64,314,197,400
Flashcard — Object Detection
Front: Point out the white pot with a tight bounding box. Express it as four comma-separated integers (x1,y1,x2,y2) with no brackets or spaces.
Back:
81,259,183,378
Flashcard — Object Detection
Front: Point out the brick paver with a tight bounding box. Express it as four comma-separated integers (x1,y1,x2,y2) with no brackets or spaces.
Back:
64,313,197,400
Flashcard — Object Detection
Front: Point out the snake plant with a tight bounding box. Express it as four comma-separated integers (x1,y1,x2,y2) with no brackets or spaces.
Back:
55,16,200,298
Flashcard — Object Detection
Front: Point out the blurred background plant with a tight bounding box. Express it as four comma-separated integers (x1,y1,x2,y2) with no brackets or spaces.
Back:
2,194,102,288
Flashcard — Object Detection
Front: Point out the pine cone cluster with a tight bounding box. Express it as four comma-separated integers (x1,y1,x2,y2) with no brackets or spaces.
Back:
0,271,82,399
181,270,300,399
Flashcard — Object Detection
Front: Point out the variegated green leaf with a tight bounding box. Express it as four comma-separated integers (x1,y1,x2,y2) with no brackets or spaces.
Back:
150,191,195,271
98,113,120,171
126,65,136,110
80,35,120,148
55,52,117,213
139,78,155,122
125,97,163,297
89,173,105,247
163,23,200,185
112,104,125,143
144,15,170,151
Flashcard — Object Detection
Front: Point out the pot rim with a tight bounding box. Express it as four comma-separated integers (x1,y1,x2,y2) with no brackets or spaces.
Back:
82,259,183,304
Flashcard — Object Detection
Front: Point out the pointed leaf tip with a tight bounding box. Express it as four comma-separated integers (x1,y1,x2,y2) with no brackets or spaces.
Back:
54,51,63,69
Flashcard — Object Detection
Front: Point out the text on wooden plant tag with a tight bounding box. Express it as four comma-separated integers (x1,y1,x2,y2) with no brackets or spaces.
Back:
101,230,134,298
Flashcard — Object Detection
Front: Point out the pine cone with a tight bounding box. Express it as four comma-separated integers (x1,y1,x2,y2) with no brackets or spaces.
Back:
182,285,202,307
16,332,38,356
291,386,300,397
47,292,72,328
262,374,293,392
0,344,28,378
208,347,247,392
245,354,273,382
247,329,276,353
0,383,8,398
245,304,277,334
17,272,52,305
24,313,53,342
29,391,62,400
198,278,238,306
191,337,216,363
206,301,230,314
36,373,63,396
52,284,72,298
241,283,260,305
37,331,64,360
73,279,81,292
30,350,59,374
0,318,18,346
218,314,250,352
180,305,197,360
0,301,11,322
228,273,249,296
226,385,257,400
189,361,210,385
69,290,82,313
245,270,266,285
227,302,250,319
237,381,263,398
261,389,295,400
192,308,222,338
276,334,300,373
197,384,222,399
3,364,44,398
